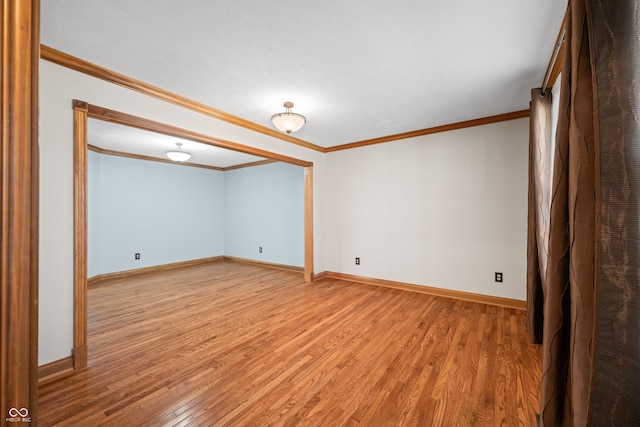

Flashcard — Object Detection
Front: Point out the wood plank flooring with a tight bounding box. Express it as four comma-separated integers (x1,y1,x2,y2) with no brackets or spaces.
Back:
38,261,541,426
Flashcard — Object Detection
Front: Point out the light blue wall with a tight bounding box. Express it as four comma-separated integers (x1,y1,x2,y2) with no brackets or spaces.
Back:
88,154,304,276
88,150,101,276
88,152,226,276
224,162,304,267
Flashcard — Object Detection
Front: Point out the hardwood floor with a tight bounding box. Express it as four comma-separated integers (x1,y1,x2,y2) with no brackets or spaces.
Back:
38,261,541,426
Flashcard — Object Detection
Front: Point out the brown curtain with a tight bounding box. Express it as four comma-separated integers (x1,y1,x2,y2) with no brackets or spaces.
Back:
541,0,597,423
590,0,640,425
530,0,640,426
526,89,553,344
540,1,597,425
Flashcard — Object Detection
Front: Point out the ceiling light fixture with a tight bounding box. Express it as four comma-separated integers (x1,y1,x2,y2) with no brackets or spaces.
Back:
271,101,306,134
165,142,191,162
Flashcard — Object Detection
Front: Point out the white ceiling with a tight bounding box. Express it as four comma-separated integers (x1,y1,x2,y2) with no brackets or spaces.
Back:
41,0,566,162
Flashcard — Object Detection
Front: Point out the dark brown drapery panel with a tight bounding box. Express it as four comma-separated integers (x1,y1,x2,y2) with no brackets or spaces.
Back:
526,89,553,344
531,0,640,426
540,1,597,424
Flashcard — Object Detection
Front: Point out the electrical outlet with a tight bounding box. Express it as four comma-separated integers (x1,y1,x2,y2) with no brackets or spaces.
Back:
495,272,503,283
259,247,262,253
135,253,140,260
355,257,360,265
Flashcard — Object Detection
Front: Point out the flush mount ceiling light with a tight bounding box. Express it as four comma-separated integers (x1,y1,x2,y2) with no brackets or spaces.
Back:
165,142,191,162
271,101,306,134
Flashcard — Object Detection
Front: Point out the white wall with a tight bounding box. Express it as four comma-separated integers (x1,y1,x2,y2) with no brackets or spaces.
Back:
225,162,304,266
324,118,529,300
88,151,225,277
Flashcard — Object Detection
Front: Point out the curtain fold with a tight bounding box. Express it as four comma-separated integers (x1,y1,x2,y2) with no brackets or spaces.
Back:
526,89,553,344
539,1,598,425
533,0,640,425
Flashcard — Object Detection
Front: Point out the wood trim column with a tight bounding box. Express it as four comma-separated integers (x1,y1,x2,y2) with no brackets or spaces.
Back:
1,0,40,423
72,100,88,369
304,166,314,282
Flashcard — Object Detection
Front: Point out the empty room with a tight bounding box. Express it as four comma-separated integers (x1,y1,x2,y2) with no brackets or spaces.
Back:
3,1,639,426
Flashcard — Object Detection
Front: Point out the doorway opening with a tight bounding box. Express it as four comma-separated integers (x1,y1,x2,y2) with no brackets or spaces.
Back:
72,100,314,370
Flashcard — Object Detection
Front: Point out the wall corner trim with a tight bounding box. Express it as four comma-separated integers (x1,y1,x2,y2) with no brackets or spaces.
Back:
325,109,531,152
224,256,304,273
38,356,75,385
89,256,226,286
313,271,327,281
321,272,526,310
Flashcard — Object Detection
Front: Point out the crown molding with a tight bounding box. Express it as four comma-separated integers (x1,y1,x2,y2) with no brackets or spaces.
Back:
44,45,531,155
87,144,225,170
222,159,278,171
325,109,530,152
89,144,279,171
41,45,325,153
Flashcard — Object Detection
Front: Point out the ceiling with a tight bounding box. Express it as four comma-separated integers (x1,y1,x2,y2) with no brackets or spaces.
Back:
41,0,567,166
88,119,267,169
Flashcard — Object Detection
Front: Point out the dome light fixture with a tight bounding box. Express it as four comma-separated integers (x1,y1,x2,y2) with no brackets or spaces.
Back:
165,142,191,162
271,101,306,134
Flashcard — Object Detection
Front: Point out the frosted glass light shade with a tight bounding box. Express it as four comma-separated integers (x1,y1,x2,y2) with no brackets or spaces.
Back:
271,102,306,134
166,142,191,162
166,150,191,162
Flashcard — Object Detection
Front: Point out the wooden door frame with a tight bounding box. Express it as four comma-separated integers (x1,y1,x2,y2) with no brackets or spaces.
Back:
72,101,314,370
1,0,40,422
